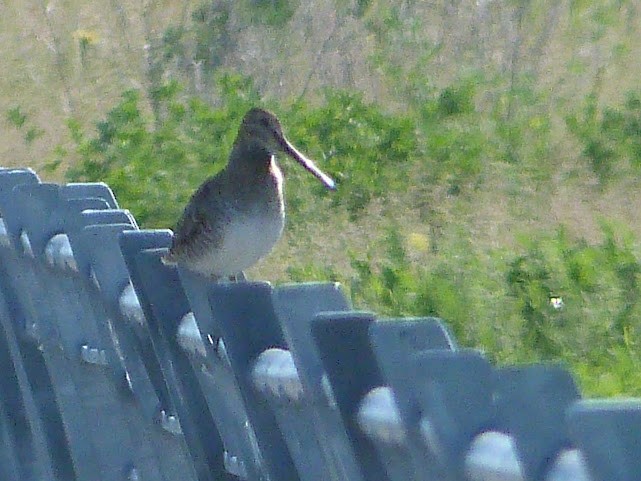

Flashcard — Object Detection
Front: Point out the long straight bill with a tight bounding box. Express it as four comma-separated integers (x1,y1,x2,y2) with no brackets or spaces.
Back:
281,137,336,190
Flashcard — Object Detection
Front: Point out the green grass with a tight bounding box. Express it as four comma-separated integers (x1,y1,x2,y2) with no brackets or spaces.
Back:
46,69,641,397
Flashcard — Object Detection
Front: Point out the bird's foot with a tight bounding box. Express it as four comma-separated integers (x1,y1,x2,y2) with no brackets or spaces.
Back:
160,253,177,267
227,271,247,282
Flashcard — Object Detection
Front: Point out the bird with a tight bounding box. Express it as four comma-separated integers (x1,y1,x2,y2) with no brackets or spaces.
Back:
164,107,336,280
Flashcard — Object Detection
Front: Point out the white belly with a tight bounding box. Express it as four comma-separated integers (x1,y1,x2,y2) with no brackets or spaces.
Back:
189,211,285,278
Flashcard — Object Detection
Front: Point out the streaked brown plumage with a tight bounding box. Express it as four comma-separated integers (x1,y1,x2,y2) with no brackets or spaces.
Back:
164,108,335,279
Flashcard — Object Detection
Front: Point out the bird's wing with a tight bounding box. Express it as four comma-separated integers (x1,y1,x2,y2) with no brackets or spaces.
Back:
167,204,214,260
167,175,230,260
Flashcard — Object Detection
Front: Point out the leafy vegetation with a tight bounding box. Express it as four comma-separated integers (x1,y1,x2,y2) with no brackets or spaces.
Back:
58,75,259,226
6,0,641,397
240,0,298,27
52,67,641,397
58,69,497,229
290,219,641,396
568,91,641,184
5,106,44,146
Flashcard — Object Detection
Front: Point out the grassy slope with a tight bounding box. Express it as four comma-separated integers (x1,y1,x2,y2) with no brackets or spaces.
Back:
4,0,641,396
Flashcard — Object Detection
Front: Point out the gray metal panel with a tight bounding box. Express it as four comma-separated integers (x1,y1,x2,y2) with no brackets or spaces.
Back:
179,274,302,481
312,311,392,481
0,285,60,481
178,268,276,481
569,400,641,481
119,230,229,481
494,364,580,481
272,283,365,481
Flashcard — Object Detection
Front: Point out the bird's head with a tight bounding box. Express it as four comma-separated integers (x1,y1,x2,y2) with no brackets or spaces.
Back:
236,108,336,190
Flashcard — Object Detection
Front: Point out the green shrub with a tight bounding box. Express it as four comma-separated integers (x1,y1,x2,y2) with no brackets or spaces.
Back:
61,70,506,230
54,71,641,396
505,226,641,360
240,0,298,27
5,106,44,146
568,91,641,183
190,2,232,71
287,90,419,218
302,221,641,392
61,74,259,227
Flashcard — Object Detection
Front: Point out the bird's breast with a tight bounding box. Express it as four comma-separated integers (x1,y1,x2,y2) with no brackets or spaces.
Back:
182,158,286,278
269,157,284,193
198,208,285,277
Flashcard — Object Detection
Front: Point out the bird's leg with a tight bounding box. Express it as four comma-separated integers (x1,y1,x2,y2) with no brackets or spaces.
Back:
228,271,247,282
